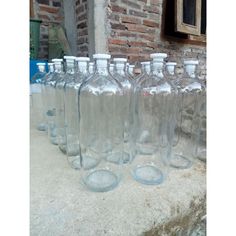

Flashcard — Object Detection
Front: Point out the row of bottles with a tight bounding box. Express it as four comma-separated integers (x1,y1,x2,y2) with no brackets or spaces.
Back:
30,53,206,192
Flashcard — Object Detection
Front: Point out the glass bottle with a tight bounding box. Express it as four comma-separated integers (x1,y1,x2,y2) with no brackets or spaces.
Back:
65,57,90,169
47,58,64,145
55,56,75,153
169,60,204,169
30,62,47,131
43,63,54,128
194,67,206,162
165,62,181,148
112,58,134,164
131,53,175,185
79,54,124,192
88,62,94,75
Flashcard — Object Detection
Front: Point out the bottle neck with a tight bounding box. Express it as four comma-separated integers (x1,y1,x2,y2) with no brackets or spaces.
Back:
54,64,63,73
166,65,176,76
128,67,134,75
48,65,54,73
151,61,164,78
144,64,150,75
78,62,88,75
185,64,197,78
66,65,75,74
95,59,109,75
89,64,94,74
114,63,126,76
38,65,46,73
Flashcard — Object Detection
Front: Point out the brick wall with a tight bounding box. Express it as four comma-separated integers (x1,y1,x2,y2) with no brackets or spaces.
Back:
75,0,89,56
32,0,64,59
107,0,206,75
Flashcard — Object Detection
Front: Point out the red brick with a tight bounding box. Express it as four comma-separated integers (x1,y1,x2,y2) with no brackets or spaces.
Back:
128,41,147,47
129,9,147,18
127,47,140,53
111,23,126,30
108,39,128,46
143,19,159,28
138,34,155,42
150,0,161,5
118,31,137,38
121,0,141,9
77,21,87,28
124,23,147,33
143,5,160,14
39,4,59,13
146,42,158,49
121,16,141,24
111,5,127,14
38,13,50,21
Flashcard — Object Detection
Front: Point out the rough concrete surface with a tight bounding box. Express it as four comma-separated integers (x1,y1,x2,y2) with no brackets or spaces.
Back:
30,124,206,236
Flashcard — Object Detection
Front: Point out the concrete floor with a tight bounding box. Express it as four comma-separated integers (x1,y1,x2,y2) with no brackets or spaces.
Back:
30,124,206,236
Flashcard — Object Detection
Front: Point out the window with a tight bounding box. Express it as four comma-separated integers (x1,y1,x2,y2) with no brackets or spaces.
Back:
163,0,206,43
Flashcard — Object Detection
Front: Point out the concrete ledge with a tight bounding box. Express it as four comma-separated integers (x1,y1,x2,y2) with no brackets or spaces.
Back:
30,125,206,236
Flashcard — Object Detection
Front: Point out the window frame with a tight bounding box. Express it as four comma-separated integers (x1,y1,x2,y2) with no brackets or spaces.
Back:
175,0,202,36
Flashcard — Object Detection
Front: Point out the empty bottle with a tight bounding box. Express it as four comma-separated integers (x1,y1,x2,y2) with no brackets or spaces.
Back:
65,57,89,169
55,56,75,153
169,60,204,169
48,58,64,145
31,62,47,131
131,53,175,185
112,58,134,164
79,54,124,192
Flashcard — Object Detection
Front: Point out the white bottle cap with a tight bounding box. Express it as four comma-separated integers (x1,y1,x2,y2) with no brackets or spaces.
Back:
36,62,46,66
184,60,199,65
143,61,151,65
166,62,177,66
150,53,168,61
52,58,63,62
76,57,90,62
93,54,111,59
113,58,127,62
129,64,135,68
89,62,94,66
64,56,76,60
48,63,54,66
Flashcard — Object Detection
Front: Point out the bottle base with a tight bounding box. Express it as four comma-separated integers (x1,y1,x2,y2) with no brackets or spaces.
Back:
37,123,47,131
170,154,193,169
83,169,119,192
132,164,164,185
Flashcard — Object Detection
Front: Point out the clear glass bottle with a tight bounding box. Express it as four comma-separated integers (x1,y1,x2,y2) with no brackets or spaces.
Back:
165,62,181,147
88,62,94,75
55,56,75,153
30,62,47,131
131,53,175,185
43,63,55,129
169,60,204,169
65,57,90,169
47,58,64,145
112,58,134,164
79,54,124,192
194,69,206,163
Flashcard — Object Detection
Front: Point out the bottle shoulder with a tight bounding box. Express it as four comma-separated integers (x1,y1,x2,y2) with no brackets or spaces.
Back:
80,74,123,95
